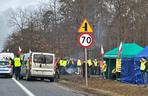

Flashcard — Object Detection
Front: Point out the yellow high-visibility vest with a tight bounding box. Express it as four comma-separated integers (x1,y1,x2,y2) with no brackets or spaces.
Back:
93,60,98,66
140,60,147,71
59,60,64,67
63,60,67,67
77,59,82,66
87,59,92,66
14,57,21,67
102,63,107,72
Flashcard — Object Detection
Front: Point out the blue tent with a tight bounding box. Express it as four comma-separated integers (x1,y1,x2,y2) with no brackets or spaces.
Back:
118,44,143,84
134,46,148,84
135,46,148,60
104,43,143,82
121,58,145,84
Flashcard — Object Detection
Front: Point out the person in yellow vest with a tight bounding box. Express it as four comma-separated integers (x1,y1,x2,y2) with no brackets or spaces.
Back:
101,61,107,79
112,68,116,80
93,59,98,75
14,55,22,80
99,60,104,77
59,58,64,75
87,59,93,75
63,59,68,68
77,59,82,75
140,57,148,87
60,58,67,75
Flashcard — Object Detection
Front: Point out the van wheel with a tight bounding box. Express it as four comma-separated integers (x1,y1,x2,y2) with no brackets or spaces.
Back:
41,78,44,81
20,76,23,80
9,75,12,78
54,74,60,82
50,78,55,82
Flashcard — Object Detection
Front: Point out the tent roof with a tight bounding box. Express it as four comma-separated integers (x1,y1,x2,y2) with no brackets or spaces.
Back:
104,43,143,58
135,46,148,61
136,46,148,58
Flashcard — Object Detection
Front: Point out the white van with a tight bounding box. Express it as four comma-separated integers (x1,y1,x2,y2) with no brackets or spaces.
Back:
21,52,55,82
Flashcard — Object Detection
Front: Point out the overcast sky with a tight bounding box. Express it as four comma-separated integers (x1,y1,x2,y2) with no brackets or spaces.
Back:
0,0,45,51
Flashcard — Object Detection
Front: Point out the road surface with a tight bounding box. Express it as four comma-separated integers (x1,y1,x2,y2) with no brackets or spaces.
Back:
0,77,94,96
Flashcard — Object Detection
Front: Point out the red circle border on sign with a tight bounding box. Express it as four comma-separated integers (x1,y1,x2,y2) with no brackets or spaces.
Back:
77,32,94,48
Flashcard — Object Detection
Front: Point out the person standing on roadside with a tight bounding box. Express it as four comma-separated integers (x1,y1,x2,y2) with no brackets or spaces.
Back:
101,61,107,79
77,58,82,75
82,61,90,78
87,59,93,75
140,57,148,87
14,54,22,80
93,59,98,75
55,58,60,79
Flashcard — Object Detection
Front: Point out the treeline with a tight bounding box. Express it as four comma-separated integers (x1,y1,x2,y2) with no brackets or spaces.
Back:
4,0,148,58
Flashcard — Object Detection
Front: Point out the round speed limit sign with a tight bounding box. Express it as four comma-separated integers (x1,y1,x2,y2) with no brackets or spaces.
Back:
78,33,94,48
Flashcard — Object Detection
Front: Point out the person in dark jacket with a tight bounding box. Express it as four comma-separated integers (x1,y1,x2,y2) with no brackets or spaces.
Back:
82,61,90,78
55,58,60,79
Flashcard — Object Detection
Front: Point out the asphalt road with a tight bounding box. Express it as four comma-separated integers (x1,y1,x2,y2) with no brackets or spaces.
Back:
0,77,94,96
0,78,26,96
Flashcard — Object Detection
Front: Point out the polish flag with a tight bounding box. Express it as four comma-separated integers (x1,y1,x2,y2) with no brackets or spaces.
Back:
101,45,104,57
118,42,122,56
18,46,22,54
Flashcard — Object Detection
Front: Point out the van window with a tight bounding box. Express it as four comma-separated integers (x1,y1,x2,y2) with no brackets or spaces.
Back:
33,54,53,64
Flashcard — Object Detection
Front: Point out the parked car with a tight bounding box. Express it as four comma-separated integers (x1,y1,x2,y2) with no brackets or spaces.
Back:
0,60,13,77
21,52,55,82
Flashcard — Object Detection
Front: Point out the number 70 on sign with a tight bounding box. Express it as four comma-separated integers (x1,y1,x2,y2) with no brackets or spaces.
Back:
77,33,94,48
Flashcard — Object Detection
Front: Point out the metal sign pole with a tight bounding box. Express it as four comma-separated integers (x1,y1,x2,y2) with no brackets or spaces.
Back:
85,48,88,87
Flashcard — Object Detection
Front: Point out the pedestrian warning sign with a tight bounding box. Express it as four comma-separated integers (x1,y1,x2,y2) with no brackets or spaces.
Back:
78,19,93,33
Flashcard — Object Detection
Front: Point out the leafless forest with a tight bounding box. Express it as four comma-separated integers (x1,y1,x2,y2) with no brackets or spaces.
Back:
4,0,148,58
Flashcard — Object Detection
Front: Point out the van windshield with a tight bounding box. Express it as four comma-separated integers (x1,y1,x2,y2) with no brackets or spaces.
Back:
33,54,53,64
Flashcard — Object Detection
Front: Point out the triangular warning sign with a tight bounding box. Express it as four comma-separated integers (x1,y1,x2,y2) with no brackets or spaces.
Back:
78,19,93,33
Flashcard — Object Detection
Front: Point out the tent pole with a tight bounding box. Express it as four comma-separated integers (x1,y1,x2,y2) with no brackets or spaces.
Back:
108,59,111,79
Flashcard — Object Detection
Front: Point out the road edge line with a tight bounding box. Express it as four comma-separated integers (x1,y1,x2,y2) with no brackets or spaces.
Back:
12,78,35,96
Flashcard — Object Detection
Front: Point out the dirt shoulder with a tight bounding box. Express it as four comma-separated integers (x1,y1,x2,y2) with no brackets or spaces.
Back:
58,75,148,96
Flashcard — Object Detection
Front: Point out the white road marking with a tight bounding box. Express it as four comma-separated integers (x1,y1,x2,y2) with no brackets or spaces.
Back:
12,78,35,96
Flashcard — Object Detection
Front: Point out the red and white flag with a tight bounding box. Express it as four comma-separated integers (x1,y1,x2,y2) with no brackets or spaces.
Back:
101,45,104,57
18,46,22,55
118,42,122,56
